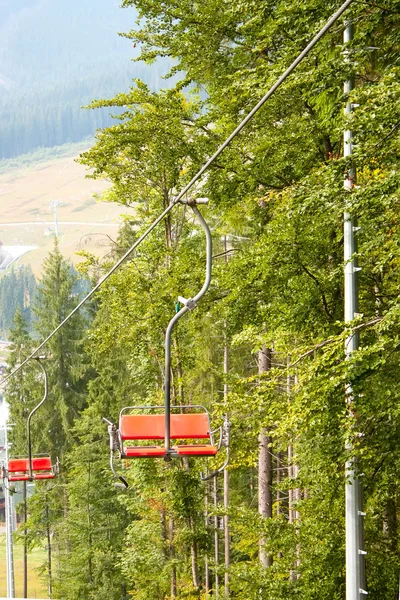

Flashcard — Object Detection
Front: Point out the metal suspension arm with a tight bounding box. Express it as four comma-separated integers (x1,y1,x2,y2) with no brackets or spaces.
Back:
103,418,129,489
164,202,212,454
201,417,231,481
27,356,48,480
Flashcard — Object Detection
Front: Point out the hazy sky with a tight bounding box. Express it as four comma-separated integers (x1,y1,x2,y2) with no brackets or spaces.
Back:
0,395,8,426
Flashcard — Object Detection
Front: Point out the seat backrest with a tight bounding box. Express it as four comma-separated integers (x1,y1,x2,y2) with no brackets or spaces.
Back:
120,413,211,441
8,457,52,473
170,413,210,439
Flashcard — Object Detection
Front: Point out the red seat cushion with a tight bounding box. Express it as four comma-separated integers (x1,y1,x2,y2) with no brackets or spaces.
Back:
120,415,165,440
9,475,30,482
170,414,211,439
120,413,211,441
173,445,218,456
8,457,53,473
124,446,167,457
34,473,55,480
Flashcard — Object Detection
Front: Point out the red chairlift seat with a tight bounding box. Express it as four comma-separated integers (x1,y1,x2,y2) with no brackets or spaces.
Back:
7,456,55,482
118,408,219,459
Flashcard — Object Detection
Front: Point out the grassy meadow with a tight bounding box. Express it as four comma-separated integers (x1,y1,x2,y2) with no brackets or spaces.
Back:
0,532,48,598
0,142,134,276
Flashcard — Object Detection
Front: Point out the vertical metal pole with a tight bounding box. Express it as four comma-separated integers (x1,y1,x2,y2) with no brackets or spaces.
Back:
4,425,15,598
23,481,28,598
205,481,210,598
214,476,220,599
223,311,230,598
343,20,367,600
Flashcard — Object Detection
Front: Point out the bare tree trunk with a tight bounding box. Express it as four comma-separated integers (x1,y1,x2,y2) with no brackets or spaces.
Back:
258,346,273,567
276,451,283,517
189,516,201,590
169,517,177,599
23,481,27,599
288,366,300,581
173,338,184,406
46,502,52,598
205,482,211,598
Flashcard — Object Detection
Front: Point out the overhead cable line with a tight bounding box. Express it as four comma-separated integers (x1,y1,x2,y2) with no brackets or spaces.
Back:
0,0,355,388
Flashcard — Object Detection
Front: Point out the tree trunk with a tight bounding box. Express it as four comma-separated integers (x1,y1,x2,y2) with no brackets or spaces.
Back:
205,482,211,597
189,515,201,591
173,337,184,406
169,517,177,599
258,346,273,567
46,502,52,598
288,367,301,581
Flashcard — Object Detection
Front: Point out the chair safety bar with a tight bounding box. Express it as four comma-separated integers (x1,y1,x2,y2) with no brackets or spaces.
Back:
201,417,231,481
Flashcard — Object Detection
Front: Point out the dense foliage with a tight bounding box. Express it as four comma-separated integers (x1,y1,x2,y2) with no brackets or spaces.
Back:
4,0,400,598
0,265,36,337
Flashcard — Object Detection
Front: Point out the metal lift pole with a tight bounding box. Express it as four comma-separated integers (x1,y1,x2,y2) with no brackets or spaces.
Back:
4,425,15,598
343,20,367,600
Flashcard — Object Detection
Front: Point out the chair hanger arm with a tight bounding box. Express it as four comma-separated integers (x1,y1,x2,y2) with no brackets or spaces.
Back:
103,418,128,489
200,447,230,482
27,356,48,479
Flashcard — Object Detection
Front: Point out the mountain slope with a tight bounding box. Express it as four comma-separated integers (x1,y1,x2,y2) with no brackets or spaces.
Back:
0,0,166,158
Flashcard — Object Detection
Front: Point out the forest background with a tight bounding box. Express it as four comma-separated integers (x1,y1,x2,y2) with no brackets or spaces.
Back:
2,0,400,599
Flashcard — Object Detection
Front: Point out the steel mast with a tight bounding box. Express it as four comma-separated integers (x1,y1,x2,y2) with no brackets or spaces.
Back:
343,20,367,600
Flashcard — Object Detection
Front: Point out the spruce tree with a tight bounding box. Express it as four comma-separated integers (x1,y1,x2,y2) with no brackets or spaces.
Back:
33,239,90,457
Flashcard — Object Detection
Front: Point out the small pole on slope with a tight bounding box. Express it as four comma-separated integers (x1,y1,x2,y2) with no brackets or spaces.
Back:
4,424,15,598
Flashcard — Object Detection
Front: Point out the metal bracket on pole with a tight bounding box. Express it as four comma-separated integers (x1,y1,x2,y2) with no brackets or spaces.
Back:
178,296,197,310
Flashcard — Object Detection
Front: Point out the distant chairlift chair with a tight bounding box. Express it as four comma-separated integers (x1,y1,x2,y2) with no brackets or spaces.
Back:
104,199,230,488
0,356,59,484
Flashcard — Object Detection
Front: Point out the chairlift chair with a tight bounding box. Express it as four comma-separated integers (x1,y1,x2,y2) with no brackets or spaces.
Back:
112,405,228,459
1,356,59,485
6,456,58,482
104,200,230,488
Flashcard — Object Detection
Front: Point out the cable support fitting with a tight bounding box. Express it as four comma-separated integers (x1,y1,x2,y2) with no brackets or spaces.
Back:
177,296,197,310
179,198,209,206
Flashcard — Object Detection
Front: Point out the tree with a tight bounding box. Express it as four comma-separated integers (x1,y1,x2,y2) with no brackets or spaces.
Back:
33,239,90,457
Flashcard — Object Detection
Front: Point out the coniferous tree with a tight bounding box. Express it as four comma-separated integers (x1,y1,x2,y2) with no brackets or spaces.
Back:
33,239,90,457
